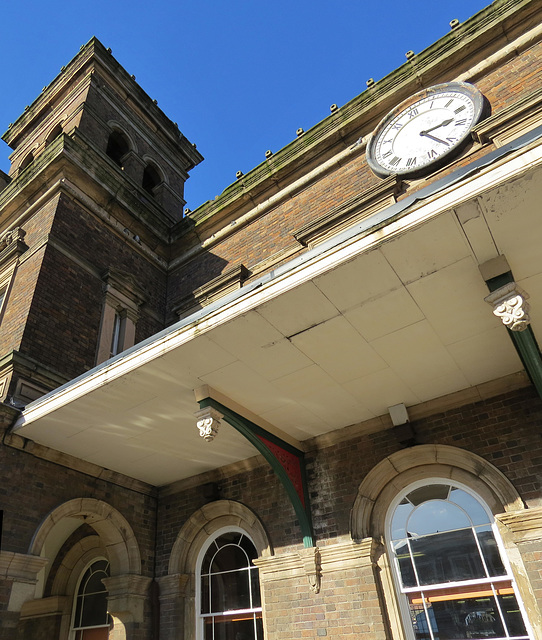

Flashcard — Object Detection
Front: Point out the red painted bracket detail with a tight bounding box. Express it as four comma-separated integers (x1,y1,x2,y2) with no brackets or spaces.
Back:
257,435,305,507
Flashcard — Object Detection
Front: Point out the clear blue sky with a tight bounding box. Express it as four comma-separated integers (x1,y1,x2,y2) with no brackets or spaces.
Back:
1,0,491,211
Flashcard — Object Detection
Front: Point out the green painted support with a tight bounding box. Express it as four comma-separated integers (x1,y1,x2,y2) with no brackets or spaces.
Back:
198,397,315,548
486,272,542,400
508,327,542,399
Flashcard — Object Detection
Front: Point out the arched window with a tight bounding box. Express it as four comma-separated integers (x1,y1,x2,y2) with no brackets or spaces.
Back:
142,163,162,195
387,480,531,640
71,559,111,639
197,528,263,640
19,151,34,173
106,130,130,168
46,124,63,146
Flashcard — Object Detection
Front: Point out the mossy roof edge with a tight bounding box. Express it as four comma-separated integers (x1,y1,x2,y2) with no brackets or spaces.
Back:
181,0,533,231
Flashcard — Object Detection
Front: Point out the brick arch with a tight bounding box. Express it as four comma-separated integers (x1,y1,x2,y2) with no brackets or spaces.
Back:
168,500,272,576
351,444,524,540
142,155,167,184
30,498,141,577
107,121,137,155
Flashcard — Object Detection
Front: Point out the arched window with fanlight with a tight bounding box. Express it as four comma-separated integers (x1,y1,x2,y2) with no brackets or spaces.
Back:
197,528,263,640
387,480,532,640
71,559,111,639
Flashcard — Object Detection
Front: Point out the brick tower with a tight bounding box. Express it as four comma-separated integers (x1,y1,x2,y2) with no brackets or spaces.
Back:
0,37,202,405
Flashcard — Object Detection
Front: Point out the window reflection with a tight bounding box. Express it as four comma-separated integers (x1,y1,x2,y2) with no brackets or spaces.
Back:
72,559,111,639
388,483,530,640
200,531,263,640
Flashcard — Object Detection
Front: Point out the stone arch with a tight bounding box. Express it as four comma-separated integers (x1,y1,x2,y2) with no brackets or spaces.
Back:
351,444,524,541
30,498,141,579
50,535,107,597
43,536,109,640
169,500,272,576
107,121,137,155
162,501,271,640
19,150,35,172
45,123,63,146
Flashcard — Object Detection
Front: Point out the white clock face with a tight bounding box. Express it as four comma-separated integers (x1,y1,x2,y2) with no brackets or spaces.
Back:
367,83,486,178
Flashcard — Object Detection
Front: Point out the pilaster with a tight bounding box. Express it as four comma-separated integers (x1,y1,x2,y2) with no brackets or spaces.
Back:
0,551,49,632
254,539,387,640
101,574,152,623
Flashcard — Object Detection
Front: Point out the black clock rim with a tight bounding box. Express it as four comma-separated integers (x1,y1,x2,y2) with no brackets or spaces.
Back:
366,81,488,179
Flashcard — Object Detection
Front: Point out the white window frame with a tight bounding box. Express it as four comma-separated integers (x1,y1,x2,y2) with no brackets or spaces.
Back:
69,557,110,640
0,240,24,325
96,272,144,365
195,525,263,640
385,478,534,640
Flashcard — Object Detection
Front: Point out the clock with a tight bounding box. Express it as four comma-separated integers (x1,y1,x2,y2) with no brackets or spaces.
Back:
366,82,488,178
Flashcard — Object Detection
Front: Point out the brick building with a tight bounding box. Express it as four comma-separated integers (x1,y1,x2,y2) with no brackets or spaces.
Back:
2,0,542,639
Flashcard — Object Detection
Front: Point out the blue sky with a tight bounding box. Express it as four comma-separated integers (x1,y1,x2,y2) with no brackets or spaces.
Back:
1,0,491,210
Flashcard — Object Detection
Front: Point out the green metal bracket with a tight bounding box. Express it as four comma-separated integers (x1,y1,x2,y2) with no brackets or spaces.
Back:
507,327,542,397
198,396,315,548
486,272,542,400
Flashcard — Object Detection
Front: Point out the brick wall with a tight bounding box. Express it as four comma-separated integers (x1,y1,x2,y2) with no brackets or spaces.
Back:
167,37,542,312
154,385,542,639
11,191,167,382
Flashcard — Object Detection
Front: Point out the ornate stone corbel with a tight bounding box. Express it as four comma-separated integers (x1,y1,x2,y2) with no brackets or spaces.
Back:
195,407,223,442
485,282,530,332
298,546,321,594
0,227,26,252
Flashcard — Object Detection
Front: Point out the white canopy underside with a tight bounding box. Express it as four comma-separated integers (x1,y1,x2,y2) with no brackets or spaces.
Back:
14,141,542,485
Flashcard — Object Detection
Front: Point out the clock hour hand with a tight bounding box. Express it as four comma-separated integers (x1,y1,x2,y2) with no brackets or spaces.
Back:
419,131,450,146
421,118,454,135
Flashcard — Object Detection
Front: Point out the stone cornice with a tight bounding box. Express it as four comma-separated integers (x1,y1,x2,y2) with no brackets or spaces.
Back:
0,349,69,390
0,235,27,271
320,538,377,570
304,371,530,451
172,264,250,319
293,176,403,247
102,574,152,597
19,595,69,619
2,38,202,171
3,427,156,497
473,85,542,146
0,552,48,582
102,268,147,308
156,573,190,599
254,538,376,588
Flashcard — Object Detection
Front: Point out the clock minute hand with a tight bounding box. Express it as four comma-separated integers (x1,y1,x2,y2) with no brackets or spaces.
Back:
420,118,454,135
419,131,450,146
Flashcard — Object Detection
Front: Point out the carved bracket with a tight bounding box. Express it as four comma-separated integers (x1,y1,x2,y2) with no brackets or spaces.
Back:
485,282,530,332
195,407,223,442
0,227,26,252
196,396,315,548
298,546,321,594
